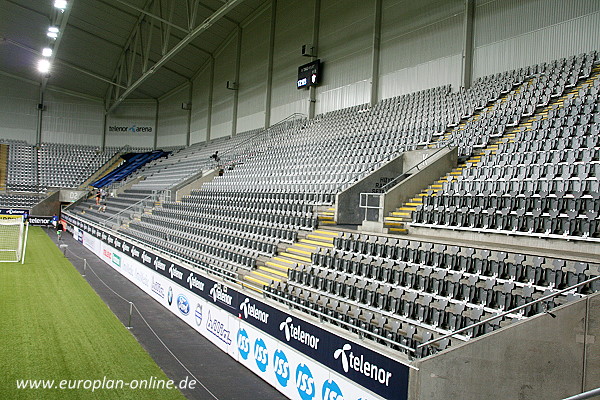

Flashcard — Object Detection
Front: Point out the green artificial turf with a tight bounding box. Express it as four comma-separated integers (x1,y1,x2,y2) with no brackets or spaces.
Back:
0,227,187,400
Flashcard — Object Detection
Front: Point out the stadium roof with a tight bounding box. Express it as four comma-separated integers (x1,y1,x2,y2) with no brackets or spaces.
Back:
0,0,265,108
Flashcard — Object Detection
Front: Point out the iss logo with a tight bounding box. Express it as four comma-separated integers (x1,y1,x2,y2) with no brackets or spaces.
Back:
194,304,203,326
177,295,190,316
254,338,268,373
167,286,173,306
322,379,344,400
237,328,250,360
273,349,290,387
295,363,315,400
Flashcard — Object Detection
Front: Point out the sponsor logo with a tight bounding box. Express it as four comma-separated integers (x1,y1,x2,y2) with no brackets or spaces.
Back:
135,268,149,287
240,298,269,324
122,243,130,253
177,294,190,316
102,249,111,259
237,328,250,360
209,283,232,306
141,251,152,264
333,344,392,386
279,317,320,350
205,310,231,345
273,349,290,387
108,125,153,133
254,338,268,373
187,272,205,292
194,304,203,326
27,217,53,226
131,247,139,258
295,363,315,400
151,278,165,298
107,236,114,245
153,257,166,271
322,379,344,400
167,286,173,305
114,238,121,249
111,253,121,267
169,265,183,280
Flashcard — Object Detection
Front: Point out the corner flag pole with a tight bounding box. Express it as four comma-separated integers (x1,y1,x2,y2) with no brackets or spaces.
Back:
21,221,29,265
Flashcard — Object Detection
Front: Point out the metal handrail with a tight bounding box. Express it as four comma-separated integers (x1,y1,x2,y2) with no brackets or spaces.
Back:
417,275,600,350
99,193,156,228
562,387,600,400
379,141,452,193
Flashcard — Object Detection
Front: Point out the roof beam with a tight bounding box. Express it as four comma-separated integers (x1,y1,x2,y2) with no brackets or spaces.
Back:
107,0,245,113
109,0,189,34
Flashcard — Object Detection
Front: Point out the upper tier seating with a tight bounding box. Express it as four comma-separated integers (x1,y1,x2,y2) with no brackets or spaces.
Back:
413,54,600,240
38,143,119,189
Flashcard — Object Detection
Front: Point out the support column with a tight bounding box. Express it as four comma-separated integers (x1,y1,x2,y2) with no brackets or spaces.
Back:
231,26,242,136
308,0,321,120
461,0,475,89
206,57,215,142
370,0,383,107
154,99,159,150
101,113,107,151
264,0,277,129
186,80,193,146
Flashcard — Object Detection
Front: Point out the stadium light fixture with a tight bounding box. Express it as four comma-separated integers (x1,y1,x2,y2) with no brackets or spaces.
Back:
54,0,67,11
47,26,59,39
38,59,51,73
42,47,53,57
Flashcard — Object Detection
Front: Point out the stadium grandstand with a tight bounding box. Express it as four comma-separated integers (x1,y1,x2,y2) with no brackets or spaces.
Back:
0,0,598,399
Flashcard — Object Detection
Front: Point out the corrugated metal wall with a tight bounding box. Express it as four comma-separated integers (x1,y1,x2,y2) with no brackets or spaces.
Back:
0,75,39,143
3,0,600,145
236,9,270,133
473,0,600,79
380,0,464,97
211,39,237,139
190,63,211,144
157,85,189,148
269,0,313,124
315,0,374,114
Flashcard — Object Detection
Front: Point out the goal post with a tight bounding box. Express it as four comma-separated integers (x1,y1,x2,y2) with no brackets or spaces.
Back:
0,217,28,263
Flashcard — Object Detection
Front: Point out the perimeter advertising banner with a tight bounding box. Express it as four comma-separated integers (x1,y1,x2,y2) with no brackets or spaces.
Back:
65,213,411,400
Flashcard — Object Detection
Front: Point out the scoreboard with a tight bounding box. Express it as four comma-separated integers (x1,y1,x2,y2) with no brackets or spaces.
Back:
297,59,321,89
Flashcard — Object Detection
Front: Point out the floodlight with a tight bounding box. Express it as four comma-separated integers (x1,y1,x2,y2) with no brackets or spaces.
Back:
38,59,51,73
42,47,53,57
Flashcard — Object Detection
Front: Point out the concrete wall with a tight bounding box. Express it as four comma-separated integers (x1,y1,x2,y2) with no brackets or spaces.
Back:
382,147,457,216
409,293,600,400
335,154,404,225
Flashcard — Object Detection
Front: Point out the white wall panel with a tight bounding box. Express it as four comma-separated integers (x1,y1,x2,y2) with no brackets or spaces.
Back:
270,0,313,123
315,0,373,114
211,38,237,138
190,64,211,145
380,0,463,96
380,54,462,99
42,90,104,146
105,100,156,149
473,0,600,79
157,85,188,148
237,9,270,133
0,75,42,144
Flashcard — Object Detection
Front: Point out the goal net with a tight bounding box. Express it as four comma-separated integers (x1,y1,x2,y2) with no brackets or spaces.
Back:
0,218,26,263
